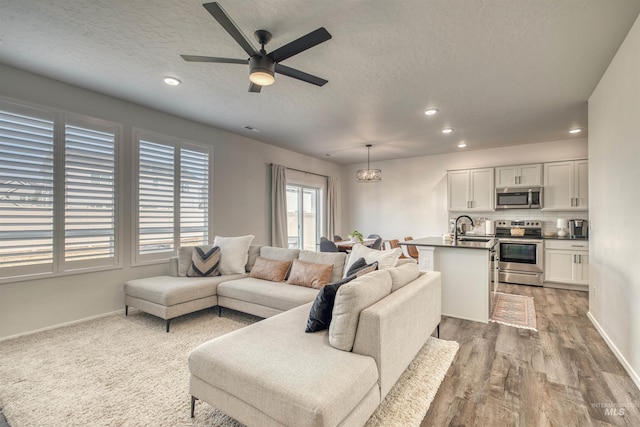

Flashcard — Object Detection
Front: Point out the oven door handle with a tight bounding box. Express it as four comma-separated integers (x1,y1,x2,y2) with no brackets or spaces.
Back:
499,238,543,244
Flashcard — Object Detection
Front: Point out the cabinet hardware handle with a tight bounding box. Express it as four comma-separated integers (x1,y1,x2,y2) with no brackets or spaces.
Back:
573,254,577,263
578,255,582,264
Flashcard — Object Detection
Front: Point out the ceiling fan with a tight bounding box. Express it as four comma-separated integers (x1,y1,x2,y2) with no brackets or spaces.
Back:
181,2,332,93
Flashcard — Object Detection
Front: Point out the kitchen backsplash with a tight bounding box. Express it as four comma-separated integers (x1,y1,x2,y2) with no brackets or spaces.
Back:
448,210,589,235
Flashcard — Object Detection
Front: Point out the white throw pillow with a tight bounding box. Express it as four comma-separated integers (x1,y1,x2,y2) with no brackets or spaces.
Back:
213,235,255,275
343,244,402,278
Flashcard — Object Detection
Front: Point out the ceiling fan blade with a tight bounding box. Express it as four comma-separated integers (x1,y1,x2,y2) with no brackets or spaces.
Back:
181,55,247,64
203,2,258,57
248,82,262,93
275,64,328,86
268,27,332,63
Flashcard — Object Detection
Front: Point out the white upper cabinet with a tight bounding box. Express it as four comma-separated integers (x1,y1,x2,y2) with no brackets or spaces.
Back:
543,160,588,210
495,164,542,187
448,168,494,211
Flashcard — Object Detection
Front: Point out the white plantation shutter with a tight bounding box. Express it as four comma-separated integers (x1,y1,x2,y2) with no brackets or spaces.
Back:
0,105,55,276
64,119,117,268
134,131,211,264
138,139,175,258
180,148,209,247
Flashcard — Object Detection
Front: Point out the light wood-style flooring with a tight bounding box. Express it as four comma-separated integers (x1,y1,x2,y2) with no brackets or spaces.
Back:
422,284,640,426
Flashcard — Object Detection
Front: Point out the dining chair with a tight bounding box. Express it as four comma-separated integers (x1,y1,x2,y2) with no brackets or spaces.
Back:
319,240,339,252
403,236,419,258
333,235,343,242
370,237,383,250
387,239,408,258
320,236,329,242
367,234,381,239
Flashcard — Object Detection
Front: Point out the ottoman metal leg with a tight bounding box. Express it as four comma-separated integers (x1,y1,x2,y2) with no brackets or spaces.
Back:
125,305,128,316
166,319,171,333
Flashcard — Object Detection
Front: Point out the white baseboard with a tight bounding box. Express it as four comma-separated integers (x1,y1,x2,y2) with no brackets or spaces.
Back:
0,309,126,343
587,311,640,391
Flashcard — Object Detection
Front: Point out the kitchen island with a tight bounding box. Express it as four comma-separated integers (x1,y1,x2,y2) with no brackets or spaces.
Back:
400,237,497,323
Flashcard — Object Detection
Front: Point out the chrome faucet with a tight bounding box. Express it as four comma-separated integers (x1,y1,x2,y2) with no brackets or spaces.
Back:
454,215,474,242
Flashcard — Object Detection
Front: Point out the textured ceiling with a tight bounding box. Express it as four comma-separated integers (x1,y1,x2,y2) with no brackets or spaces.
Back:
1,0,639,164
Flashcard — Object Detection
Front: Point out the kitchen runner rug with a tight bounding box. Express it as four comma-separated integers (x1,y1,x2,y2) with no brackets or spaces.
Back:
0,309,458,427
490,292,538,330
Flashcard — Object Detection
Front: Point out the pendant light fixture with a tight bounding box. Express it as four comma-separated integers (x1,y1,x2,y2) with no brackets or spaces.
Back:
356,144,382,183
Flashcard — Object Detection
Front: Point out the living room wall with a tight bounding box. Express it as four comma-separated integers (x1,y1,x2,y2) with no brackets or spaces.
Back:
340,137,588,240
0,64,342,340
588,15,640,388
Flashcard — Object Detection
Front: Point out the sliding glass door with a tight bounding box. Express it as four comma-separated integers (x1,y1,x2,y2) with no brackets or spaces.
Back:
286,184,321,251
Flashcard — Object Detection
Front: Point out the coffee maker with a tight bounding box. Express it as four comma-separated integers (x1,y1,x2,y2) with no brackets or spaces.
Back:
568,219,588,238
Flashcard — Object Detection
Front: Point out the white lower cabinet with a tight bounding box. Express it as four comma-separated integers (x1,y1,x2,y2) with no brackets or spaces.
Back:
544,240,589,289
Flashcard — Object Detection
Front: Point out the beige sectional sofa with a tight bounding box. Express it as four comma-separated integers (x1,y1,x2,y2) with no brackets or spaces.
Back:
123,243,442,426
189,267,442,427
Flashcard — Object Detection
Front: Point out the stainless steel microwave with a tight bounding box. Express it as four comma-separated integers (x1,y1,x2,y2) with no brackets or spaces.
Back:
495,187,542,209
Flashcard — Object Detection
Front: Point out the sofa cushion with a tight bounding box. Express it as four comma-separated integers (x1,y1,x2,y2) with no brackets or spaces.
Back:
245,244,263,272
217,278,319,312
124,274,245,306
286,259,333,289
249,257,291,282
189,304,379,427
343,244,402,277
387,262,421,292
260,246,300,262
329,270,392,351
305,275,357,333
214,235,255,275
186,246,221,277
345,256,367,276
298,250,347,283
177,246,201,277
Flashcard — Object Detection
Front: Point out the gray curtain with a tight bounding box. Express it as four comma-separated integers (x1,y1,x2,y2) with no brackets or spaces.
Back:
327,176,338,240
271,164,288,248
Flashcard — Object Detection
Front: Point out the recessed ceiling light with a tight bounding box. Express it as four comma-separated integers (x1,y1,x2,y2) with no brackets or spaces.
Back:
457,142,467,148
569,128,582,134
163,76,181,86
424,109,439,116
442,128,453,134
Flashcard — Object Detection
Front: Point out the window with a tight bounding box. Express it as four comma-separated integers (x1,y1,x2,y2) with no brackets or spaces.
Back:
134,130,211,264
63,118,117,269
0,100,120,281
0,105,55,277
286,184,322,251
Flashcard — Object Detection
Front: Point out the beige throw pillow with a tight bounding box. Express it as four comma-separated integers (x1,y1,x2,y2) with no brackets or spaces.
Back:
287,259,334,289
387,262,421,292
249,257,292,282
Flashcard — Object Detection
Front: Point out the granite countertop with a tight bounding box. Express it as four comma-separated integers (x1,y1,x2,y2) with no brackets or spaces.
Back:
399,237,496,250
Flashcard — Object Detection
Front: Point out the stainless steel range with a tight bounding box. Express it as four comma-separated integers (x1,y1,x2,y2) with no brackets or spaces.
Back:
495,220,544,287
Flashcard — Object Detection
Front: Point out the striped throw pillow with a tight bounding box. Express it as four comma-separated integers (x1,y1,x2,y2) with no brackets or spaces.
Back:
187,246,221,277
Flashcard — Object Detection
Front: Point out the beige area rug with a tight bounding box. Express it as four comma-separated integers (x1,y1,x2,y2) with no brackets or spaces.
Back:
490,292,538,330
0,309,458,427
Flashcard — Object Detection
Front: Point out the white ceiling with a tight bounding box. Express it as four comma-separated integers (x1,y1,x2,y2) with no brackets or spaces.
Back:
1,1,639,164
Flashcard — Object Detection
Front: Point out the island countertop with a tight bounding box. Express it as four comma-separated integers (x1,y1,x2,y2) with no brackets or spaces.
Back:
399,237,496,250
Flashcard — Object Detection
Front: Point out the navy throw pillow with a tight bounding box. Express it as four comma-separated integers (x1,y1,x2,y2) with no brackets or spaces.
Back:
345,257,367,276
305,275,356,332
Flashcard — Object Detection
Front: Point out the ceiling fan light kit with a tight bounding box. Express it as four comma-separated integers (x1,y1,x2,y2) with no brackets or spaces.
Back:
182,2,331,93
356,144,382,183
249,55,275,86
